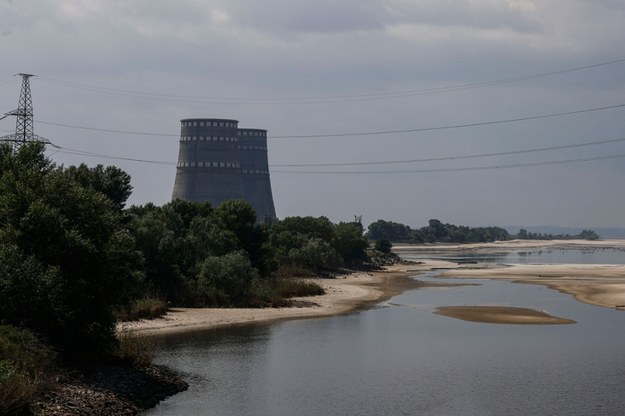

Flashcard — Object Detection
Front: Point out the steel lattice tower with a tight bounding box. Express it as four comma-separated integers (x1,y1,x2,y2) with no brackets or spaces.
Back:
1,73,47,148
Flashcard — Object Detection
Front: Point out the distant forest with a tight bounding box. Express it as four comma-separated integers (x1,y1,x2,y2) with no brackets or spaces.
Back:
367,219,599,243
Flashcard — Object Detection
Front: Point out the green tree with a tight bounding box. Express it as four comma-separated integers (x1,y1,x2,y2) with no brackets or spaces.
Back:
367,219,413,242
214,200,271,276
66,163,132,210
195,252,260,306
288,238,338,273
0,143,141,358
333,222,368,265
374,239,393,254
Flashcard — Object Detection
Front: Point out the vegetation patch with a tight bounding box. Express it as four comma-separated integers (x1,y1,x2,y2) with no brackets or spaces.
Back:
115,298,169,322
274,279,325,298
115,329,154,367
0,325,56,415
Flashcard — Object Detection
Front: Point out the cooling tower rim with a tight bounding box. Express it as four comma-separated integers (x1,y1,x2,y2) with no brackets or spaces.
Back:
238,127,267,133
181,117,239,123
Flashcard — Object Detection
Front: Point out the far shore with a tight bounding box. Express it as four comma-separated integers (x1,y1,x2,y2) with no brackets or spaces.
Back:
120,239,625,336
393,238,625,252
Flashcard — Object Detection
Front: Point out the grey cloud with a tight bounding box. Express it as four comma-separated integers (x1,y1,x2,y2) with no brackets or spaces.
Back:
222,0,389,34
2,0,624,227
220,0,545,36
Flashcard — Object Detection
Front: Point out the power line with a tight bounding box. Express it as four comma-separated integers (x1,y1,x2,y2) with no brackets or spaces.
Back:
271,153,625,174
271,103,625,139
271,136,625,167
35,57,625,104
37,120,178,137
35,102,625,140
48,134,625,170
55,148,175,165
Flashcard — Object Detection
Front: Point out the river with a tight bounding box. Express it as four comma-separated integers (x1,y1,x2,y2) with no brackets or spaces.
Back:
144,247,625,416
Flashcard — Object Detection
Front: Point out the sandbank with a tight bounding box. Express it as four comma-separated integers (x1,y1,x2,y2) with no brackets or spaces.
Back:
439,263,625,310
433,306,576,325
119,263,440,337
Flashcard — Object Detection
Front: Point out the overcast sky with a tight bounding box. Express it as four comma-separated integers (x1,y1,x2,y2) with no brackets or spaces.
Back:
1,0,624,229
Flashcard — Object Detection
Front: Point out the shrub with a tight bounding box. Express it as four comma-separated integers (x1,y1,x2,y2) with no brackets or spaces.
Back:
374,239,393,254
274,279,325,298
116,298,168,322
115,329,153,367
0,325,56,414
271,265,317,280
196,252,260,306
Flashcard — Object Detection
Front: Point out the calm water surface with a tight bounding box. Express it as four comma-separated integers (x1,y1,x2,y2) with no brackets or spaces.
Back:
145,249,625,416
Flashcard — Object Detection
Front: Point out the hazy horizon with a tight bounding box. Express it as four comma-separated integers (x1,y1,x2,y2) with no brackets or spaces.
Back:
1,1,624,228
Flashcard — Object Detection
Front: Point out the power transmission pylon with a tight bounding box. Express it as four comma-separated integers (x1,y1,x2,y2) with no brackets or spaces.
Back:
1,73,48,148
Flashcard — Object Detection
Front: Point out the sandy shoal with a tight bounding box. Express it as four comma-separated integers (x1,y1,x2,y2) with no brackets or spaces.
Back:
439,263,625,310
433,306,576,325
119,263,442,337
393,239,625,310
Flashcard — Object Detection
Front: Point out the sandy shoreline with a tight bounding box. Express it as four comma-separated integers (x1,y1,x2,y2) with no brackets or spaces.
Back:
119,263,431,337
120,240,625,335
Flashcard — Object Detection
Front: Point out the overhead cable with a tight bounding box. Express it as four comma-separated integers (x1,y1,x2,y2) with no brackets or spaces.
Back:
36,57,625,104
271,136,625,167
271,154,625,174
36,102,625,140
48,134,625,170
270,103,625,139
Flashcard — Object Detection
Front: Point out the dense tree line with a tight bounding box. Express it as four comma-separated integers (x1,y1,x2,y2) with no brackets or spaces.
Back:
0,143,369,367
368,219,511,243
368,219,600,244
516,228,600,240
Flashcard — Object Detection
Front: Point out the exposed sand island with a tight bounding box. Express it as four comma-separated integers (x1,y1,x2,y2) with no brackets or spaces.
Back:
439,263,625,310
434,306,576,325
398,239,625,323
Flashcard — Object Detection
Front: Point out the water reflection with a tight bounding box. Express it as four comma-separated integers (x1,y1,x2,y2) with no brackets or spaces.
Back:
145,249,625,416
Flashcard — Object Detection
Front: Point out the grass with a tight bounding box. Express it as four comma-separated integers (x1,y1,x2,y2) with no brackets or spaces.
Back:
274,279,325,298
115,329,153,367
270,266,326,298
0,325,56,415
115,298,169,322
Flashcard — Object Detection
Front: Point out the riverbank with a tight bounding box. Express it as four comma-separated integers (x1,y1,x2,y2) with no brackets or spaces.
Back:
30,362,188,416
120,264,434,337
120,240,625,335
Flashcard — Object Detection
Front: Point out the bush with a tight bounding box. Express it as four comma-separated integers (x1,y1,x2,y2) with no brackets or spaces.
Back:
115,298,168,322
0,325,56,414
196,252,260,306
374,239,393,254
274,279,325,298
271,265,317,280
115,329,153,367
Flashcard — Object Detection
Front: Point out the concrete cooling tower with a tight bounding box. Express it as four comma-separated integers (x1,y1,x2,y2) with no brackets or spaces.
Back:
172,118,277,221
